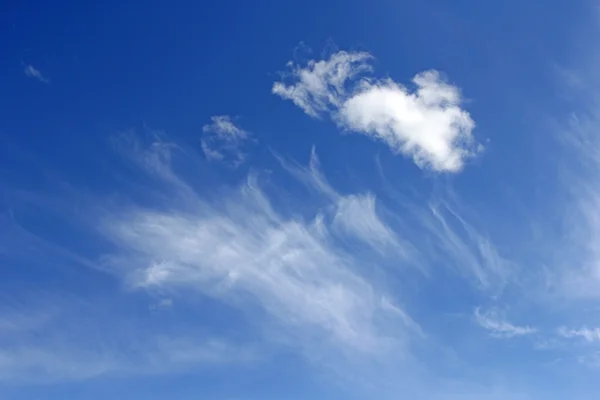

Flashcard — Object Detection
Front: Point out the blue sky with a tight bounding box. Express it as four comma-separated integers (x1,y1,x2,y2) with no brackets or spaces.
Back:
2,0,600,398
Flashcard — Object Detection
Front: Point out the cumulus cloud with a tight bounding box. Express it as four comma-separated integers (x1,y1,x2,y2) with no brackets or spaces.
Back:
474,308,536,338
273,50,480,172
272,51,372,117
23,64,49,84
201,115,250,166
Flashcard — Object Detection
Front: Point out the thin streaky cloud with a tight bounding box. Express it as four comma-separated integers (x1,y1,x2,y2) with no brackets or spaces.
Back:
557,326,600,342
97,138,418,357
23,64,49,84
547,108,600,300
0,299,256,383
474,307,536,339
276,148,405,255
399,196,514,292
0,334,256,383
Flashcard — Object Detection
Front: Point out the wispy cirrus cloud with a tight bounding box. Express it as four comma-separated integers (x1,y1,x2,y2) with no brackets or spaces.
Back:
0,130,539,397
557,326,600,343
201,115,251,166
534,38,600,302
474,307,536,338
373,156,516,292
23,64,49,84
0,333,256,384
0,300,256,383
277,148,406,255
332,193,399,252
555,111,600,299
98,136,419,358
423,199,514,291
273,50,481,172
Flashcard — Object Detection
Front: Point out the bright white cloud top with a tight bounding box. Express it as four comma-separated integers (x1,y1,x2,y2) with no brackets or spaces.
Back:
273,51,480,172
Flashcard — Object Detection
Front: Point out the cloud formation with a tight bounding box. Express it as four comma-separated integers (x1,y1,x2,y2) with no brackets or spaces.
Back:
558,326,600,342
273,51,480,172
277,148,404,255
423,200,513,291
23,64,49,84
273,51,372,118
99,138,418,357
474,307,536,338
0,131,545,397
201,115,250,166
0,302,255,383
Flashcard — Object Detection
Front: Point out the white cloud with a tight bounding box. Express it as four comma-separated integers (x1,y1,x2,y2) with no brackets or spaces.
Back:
150,298,173,310
272,51,372,118
547,110,600,299
0,303,254,383
474,307,536,338
273,51,481,172
23,64,49,84
280,148,512,288
200,140,225,161
418,199,513,291
203,115,249,140
0,345,115,382
578,351,600,368
275,146,339,199
0,336,254,383
103,182,400,352
557,326,600,342
0,132,544,397
338,72,479,172
99,140,417,356
201,115,250,166
332,193,398,250
277,147,405,255
534,50,600,301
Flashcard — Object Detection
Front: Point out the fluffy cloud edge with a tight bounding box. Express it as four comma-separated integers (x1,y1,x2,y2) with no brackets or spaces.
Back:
273,50,482,172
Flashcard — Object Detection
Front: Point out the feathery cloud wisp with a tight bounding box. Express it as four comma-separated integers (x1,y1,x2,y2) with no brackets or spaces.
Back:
23,64,49,84
272,51,372,118
0,302,255,383
474,307,536,338
201,115,250,166
99,138,418,356
277,148,405,255
557,326,600,342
